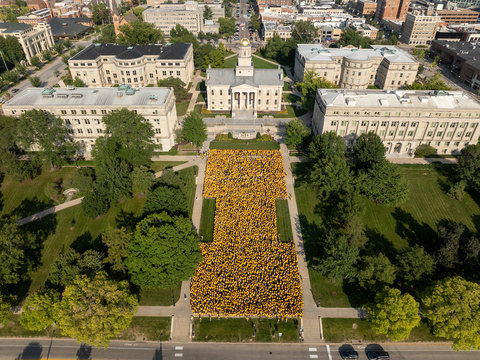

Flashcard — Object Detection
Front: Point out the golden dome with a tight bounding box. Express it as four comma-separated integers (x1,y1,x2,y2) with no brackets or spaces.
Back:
239,38,250,46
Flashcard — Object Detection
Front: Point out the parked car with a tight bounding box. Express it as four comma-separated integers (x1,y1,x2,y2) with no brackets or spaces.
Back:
367,351,390,360
11,89,19,93
339,350,358,359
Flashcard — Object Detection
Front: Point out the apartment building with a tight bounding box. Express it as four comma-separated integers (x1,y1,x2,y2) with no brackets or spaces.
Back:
355,0,377,16
68,43,194,87
0,22,54,63
2,87,178,152
263,22,292,41
17,8,52,26
401,11,442,45
294,44,419,89
437,9,479,24
142,1,224,37
312,89,480,155
351,23,378,40
375,0,411,21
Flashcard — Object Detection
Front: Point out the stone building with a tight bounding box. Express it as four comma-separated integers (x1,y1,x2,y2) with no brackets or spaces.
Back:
205,38,283,118
437,9,479,24
294,44,418,89
312,89,480,156
68,42,194,87
0,22,54,63
401,11,442,45
17,8,52,26
3,86,178,152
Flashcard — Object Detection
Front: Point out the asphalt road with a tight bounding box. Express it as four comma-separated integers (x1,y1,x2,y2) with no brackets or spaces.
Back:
1,339,480,360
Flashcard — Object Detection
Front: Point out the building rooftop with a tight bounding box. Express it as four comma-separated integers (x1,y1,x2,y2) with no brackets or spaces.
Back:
317,89,480,110
0,22,32,33
297,44,417,63
432,40,480,68
48,17,92,37
4,87,173,108
70,42,191,61
206,68,283,87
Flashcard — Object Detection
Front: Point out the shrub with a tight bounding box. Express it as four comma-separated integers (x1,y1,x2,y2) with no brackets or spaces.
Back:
215,133,230,141
228,132,233,139
415,144,436,157
447,181,466,201
82,189,110,218
260,134,274,141
256,132,261,140
44,182,61,200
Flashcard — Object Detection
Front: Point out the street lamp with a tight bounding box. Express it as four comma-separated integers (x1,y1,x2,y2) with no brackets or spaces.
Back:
0,51,8,71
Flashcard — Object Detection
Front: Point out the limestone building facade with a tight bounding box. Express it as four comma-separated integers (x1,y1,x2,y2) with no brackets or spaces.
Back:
205,39,283,118
0,21,54,63
294,44,419,89
68,43,194,87
312,88,480,155
2,86,178,152
401,11,441,45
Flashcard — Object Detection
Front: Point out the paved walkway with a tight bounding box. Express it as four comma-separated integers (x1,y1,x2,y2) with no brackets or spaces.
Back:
17,198,84,226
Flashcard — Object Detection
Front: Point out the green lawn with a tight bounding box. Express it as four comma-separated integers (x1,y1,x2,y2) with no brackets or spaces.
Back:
150,161,187,173
193,318,300,343
199,198,216,243
294,163,480,308
176,101,190,116
194,104,231,118
139,285,182,306
209,140,280,150
224,55,238,69
252,56,279,69
117,317,171,341
196,93,206,102
258,105,307,119
322,318,445,343
282,93,302,103
275,199,293,243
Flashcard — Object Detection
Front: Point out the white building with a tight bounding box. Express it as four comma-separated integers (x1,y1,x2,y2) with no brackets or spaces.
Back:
205,39,283,118
401,11,442,45
312,88,480,155
3,86,178,152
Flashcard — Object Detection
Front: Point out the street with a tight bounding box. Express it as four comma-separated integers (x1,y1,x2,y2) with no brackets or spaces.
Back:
1,339,480,360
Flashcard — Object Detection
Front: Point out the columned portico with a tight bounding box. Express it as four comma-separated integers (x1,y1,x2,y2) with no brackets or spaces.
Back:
231,90,257,118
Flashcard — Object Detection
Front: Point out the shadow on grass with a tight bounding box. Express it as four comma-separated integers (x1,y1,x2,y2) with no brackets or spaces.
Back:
392,208,436,250
297,214,324,265
71,231,105,254
116,209,142,233
363,227,397,261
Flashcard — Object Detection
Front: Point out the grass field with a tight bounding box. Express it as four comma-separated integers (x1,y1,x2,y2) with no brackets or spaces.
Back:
196,93,205,102
258,105,307,119
322,318,445,343
224,55,238,69
199,198,216,243
139,284,182,306
194,104,231,118
282,93,302,103
150,161,186,173
117,317,171,341
252,56,278,69
275,199,293,243
176,102,190,116
294,163,480,308
193,318,300,343
209,140,280,150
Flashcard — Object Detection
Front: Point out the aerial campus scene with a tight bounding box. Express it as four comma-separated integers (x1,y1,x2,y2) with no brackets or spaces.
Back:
1,0,480,359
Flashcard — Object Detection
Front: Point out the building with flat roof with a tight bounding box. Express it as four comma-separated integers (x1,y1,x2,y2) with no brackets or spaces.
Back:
430,40,480,90
375,0,411,21
312,88,480,155
68,42,194,87
142,1,224,36
401,11,442,45
437,9,479,24
205,39,283,118
17,8,52,26
0,21,54,63
294,44,419,89
355,0,377,16
2,86,178,152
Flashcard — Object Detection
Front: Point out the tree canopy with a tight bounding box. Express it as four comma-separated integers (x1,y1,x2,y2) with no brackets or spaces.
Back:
296,69,337,111
117,20,164,45
457,143,480,193
292,21,318,43
55,272,138,348
182,111,207,146
367,287,421,342
20,289,60,331
396,245,435,283
218,17,236,36
157,77,188,102
126,213,202,290
353,132,386,169
284,118,311,148
102,227,130,274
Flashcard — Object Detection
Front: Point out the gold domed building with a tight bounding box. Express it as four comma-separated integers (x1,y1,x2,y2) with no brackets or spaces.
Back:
205,38,283,118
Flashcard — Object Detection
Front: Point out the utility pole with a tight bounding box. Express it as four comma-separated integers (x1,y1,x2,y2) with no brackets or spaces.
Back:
0,51,8,71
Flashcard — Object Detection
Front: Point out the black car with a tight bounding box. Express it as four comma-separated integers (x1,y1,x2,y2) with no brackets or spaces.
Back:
367,351,390,360
339,350,358,359
11,88,19,93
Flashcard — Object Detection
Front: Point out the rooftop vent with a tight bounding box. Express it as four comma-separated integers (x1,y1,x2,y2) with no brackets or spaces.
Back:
125,88,136,95
117,92,123,97
345,97,356,106
93,90,99,94
418,96,429,103
42,88,55,96
118,84,130,91
57,93,68,98
379,98,389,106
71,93,83,98
149,95,158,100
67,85,75,90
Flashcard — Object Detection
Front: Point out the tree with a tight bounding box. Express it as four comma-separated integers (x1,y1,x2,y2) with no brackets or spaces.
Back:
89,3,111,25
250,14,260,32
396,245,435,283
132,6,145,18
41,49,52,62
169,24,199,50
357,253,396,288
102,108,155,167
16,109,74,167
29,76,42,87
81,188,111,218
405,72,453,91
29,55,41,68
102,227,129,274
131,166,154,195
125,213,202,289
2,70,20,83
0,219,36,287
309,131,346,163
361,160,410,206
353,132,386,169
194,43,215,68
202,49,224,70
63,38,72,49
296,69,337,111
99,24,116,43
65,167,95,194
457,144,480,193
337,28,373,49
218,17,236,37
14,61,26,75
422,277,480,350
143,184,188,217
44,181,60,200
0,294,11,325
292,20,318,43
203,5,213,20
157,77,188,102
73,77,86,87
0,35,25,67
314,230,360,282
284,118,311,148
55,272,138,348
333,187,364,225
367,287,421,342
182,111,207,147
20,289,60,331
117,20,164,45
54,42,64,54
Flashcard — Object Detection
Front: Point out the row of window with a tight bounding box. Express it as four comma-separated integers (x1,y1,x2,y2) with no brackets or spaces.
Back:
329,110,480,118
74,61,182,67
331,120,477,128
338,128,474,139
69,128,162,135
211,89,279,96
210,99,278,105
64,118,164,125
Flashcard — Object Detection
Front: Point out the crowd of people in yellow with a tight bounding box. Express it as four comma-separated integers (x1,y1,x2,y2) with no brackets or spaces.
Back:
190,150,303,318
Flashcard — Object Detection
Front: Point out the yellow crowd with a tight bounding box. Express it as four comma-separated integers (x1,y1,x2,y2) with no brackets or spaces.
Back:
190,150,303,318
